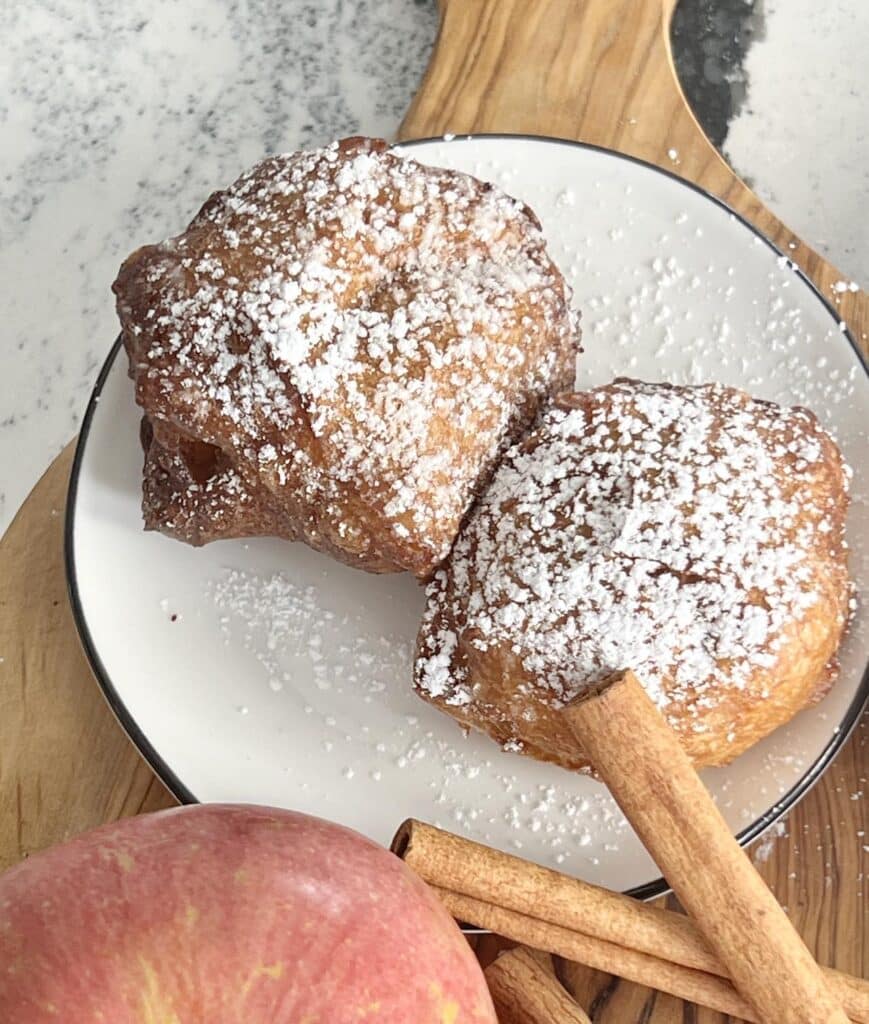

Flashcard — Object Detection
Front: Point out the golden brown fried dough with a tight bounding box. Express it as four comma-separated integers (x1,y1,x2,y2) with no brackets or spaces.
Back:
114,137,578,575
415,379,852,770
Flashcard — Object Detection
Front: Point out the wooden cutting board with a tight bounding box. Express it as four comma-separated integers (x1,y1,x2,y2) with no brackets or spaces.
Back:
1,0,865,1019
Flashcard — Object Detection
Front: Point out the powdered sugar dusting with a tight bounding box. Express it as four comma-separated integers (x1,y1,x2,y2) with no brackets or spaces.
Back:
115,138,577,574
417,380,851,749
212,567,415,702
752,819,788,864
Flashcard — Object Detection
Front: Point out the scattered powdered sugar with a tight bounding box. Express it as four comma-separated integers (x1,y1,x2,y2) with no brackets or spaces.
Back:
417,380,850,730
211,567,414,700
202,559,856,871
752,819,789,864
116,138,577,573
206,564,637,867
832,280,860,294
577,254,861,423
429,777,633,863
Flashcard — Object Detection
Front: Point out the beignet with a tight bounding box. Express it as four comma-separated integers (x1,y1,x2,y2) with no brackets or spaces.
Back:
114,137,578,575
415,379,852,770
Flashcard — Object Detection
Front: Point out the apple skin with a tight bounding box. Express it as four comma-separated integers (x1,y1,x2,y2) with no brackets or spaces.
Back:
0,804,496,1023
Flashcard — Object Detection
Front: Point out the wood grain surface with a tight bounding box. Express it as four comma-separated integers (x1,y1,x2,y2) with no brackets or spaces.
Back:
0,443,174,872
0,0,865,1020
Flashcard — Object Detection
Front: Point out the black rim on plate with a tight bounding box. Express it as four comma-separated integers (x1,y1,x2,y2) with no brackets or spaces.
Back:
65,133,869,902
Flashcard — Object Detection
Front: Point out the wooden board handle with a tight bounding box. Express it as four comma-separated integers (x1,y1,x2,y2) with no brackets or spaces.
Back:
399,0,867,351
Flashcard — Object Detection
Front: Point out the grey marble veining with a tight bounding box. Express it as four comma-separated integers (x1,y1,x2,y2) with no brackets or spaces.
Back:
0,0,438,529
672,0,761,148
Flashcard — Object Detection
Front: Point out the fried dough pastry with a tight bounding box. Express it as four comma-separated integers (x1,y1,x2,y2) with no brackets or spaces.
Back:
114,137,578,575
139,417,296,547
415,379,852,770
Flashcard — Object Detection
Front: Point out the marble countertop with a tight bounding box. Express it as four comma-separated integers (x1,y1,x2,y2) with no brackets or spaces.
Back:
1,0,867,535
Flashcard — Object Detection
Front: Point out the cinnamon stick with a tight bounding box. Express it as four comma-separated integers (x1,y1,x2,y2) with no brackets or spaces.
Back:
393,818,722,972
563,669,849,1024
438,886,759,1020
484,946,592,1024
392,819,869,1022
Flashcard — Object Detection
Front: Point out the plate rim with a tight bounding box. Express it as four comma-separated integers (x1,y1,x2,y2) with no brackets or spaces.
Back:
65,133,869,901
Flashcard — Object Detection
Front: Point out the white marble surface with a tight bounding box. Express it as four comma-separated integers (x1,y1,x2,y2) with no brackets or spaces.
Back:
725,0,869,286
0,0,439,532
0,0,866,535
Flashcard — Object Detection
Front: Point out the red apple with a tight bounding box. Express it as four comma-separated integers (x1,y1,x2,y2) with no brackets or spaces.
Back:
0,804,496,1023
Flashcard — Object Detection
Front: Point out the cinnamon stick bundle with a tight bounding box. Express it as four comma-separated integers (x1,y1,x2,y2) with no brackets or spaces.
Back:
391,820,869,1023
485,947,592,1024
563,670,849,1024
441,886,757,1019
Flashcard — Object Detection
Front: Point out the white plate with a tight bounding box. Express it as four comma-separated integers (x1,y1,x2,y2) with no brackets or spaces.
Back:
67,136,868,897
